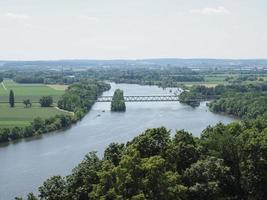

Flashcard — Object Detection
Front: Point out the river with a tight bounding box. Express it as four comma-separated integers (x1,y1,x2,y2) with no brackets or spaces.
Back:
0,83,236,199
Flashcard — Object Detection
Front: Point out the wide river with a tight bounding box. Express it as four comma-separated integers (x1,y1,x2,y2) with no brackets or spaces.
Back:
0,83,236,199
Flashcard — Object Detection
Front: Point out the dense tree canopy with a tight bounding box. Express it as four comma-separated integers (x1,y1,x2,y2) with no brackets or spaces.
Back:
209,92,267,119
111,89,126,112
18,117,267,200
58,80,110,118
179,82,267,117
39,96,53,107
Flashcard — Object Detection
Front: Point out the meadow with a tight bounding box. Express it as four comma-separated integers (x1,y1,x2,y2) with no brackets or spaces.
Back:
0,79,65,102
0,103,68,128
0,80,68,128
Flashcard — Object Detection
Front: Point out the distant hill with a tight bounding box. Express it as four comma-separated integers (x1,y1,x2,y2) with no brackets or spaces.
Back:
0,58,267,70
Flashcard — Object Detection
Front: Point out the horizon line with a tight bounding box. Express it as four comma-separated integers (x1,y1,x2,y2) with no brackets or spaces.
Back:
1,57,267,62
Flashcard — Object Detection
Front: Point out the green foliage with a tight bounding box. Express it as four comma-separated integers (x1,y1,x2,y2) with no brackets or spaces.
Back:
39,96,53,107
111,89,126,112
104,143,125,166
15,76,44,84
25,120,266,199
209,92,267,119
180,82,267,111
39,176,68,200
0,80,109,144
23,99,32,108
9,90,15,107
0,128,9,143
183,156,232,200
57,80,110,118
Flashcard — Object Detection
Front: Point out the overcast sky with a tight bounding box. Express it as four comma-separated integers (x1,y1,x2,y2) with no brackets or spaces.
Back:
0,0,266,60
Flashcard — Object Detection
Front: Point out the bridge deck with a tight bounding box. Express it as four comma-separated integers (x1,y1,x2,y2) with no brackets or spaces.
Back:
97,95,180,102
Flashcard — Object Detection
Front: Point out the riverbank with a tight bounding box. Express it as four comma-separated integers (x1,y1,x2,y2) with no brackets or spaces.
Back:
0,80,110,144
0,83,236,199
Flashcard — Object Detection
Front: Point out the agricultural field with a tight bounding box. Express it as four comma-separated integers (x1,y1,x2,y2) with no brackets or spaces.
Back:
0,79,66,102
0,79,69,128
0,103,68,128
182,74,267,87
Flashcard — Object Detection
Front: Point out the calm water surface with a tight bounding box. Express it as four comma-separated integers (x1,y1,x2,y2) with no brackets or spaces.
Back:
0,83,236,199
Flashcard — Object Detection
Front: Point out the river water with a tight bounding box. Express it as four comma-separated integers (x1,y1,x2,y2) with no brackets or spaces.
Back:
0,83,235,199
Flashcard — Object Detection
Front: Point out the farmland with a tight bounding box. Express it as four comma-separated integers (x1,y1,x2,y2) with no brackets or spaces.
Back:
0,79,65,102
0,103,67,128
0,80,68,127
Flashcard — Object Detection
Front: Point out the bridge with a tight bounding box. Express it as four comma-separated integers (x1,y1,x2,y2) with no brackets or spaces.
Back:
97,95,179,102
96,94,217,103
96,95,198,102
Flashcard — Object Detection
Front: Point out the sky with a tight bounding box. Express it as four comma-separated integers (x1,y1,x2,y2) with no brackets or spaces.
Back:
0,0,267,60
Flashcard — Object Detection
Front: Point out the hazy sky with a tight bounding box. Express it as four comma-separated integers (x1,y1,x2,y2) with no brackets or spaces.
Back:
0,0,267,60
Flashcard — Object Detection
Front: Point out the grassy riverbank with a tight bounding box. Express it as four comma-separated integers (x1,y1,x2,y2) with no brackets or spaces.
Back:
0,103,68,128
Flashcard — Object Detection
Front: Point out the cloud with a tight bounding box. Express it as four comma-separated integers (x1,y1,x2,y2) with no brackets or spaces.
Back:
3,12,30,20
190,6,230,16
78,15,99,23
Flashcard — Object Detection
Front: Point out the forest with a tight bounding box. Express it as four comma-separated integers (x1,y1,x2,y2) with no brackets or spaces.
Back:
209,92,267,119
179,83,267,118
16,116,267,200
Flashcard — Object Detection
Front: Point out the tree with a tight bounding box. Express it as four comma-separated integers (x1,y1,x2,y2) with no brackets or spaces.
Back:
67,152,101,200
9,90,15,107
166,130,199,173
129,127,171,158
104,143,125,166
31,117,45,132
9,127,22,140
23,99,32,108
39,176,68,200
23,125,35,137
0,128,9,143
183,156,233,200
39,96,53,107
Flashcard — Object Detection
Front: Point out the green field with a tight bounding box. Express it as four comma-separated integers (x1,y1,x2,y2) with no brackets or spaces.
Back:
0,79,65,102
0,80,69,128
181,74,267,87
0,103,67,128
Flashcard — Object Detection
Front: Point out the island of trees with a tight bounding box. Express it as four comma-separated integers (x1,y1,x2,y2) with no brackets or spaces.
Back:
111,89,126,112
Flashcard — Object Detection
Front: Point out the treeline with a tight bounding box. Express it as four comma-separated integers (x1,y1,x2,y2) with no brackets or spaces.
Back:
1,70,78,84
18,117,267,200
0,115,73,143
58,80,110,118
209,93,267,119
85,67,204,88
111,89,126,112
0,80,110,144
179,82,267,109
14,76,44,83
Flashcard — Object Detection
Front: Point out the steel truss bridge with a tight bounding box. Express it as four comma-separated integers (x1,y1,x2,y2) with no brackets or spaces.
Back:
96,95,205,102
